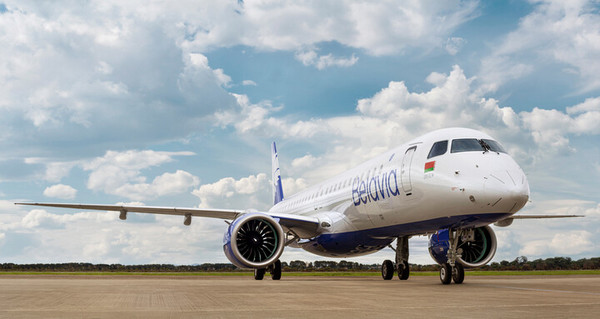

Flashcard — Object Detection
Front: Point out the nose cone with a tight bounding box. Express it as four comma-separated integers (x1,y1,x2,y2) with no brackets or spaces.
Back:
483,169,530,214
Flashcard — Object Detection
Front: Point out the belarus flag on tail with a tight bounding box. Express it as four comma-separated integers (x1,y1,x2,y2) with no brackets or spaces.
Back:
424,161,435,172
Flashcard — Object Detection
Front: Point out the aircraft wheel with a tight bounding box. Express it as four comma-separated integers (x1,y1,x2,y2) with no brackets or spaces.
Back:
452,263,464,284
270,260,282,280
439,263,452,285
254,268,265,280
398,260,410,280
381,260,394,280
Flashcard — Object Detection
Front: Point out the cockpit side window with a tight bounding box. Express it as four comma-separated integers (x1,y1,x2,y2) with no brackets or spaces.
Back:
427,140,448,159
451,138,483,153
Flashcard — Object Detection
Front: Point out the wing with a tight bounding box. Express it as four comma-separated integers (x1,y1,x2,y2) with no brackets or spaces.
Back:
494,214,584,227
509,214,584,219
16,202,243,219
15,202,320,238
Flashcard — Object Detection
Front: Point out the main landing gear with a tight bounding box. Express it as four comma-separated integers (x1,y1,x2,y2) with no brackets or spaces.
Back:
254,260,282,280
381,236,410,280
439,229,465,285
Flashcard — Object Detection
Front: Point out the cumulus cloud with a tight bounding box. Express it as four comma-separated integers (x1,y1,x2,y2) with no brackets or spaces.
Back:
183,0,478,56
0,2,238,158
215,94,322,139
291,154,319,170
43,184,77,200
23,158,79,183
520,97,600,155
192,173,271,210
5,204,227,264
520,231,594,256
115,170,200,201
249,65,598,159
214,65,600,189
83,150,199,201
191,173,308,210
20,209,117,229
479,0,600,92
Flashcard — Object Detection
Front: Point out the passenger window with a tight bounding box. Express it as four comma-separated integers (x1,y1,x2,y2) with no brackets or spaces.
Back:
427,140,448,159
451,139,484,153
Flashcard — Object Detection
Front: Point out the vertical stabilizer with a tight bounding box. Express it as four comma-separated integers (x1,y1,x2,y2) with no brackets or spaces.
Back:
271,142,284,205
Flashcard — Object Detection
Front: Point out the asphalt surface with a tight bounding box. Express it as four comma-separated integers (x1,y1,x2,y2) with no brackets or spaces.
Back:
0,274,599,318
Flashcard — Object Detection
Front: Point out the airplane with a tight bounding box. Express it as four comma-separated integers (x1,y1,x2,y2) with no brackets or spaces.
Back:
17,127,581,284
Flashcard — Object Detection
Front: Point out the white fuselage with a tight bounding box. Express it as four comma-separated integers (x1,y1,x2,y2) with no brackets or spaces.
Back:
268,128,530,257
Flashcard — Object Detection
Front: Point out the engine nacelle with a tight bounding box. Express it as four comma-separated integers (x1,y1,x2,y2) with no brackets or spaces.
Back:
428,225,497,268
223,213,285,269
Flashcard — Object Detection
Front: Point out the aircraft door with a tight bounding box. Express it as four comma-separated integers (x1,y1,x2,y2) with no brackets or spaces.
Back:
401,146,416,193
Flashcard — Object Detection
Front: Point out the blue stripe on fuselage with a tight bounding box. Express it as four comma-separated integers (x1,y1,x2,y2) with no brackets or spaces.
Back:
301,212,512,257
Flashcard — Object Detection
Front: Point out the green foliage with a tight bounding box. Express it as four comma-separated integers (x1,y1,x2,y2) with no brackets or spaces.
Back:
1,256,599,273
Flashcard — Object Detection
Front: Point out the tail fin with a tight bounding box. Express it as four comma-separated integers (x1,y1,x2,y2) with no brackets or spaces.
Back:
271,142,284,205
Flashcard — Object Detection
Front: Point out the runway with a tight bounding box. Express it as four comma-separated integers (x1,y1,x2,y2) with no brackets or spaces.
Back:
1,274,599,318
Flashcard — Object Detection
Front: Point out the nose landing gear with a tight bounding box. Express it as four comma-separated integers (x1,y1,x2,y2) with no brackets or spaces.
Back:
439,229,466,285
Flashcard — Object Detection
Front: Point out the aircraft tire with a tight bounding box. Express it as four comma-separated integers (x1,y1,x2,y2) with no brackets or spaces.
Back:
381,260,394,280
270,260,282,280
452,263,464,284
439,263,452,285
398,260,410,280
254,268,265,280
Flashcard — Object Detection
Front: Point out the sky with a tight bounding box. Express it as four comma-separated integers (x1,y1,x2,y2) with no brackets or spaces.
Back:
0,0,599,266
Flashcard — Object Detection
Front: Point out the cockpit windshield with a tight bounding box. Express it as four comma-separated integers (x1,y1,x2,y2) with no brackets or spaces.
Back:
451,139,482,153
451,138,507,154
481,139,507,153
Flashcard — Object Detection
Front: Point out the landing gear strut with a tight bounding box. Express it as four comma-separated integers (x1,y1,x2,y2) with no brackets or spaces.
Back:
381,236,410,280
396,236,410,280
254,259,282,280
439,229,465,285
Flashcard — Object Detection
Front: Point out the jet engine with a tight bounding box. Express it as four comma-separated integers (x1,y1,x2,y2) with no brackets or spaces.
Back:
223,213,285,269
428,225,497,268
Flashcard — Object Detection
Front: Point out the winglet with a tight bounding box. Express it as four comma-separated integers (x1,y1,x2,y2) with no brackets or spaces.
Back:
271,142,284,205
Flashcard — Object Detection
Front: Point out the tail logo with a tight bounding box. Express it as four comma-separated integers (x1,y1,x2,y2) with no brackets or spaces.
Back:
271,142,285,205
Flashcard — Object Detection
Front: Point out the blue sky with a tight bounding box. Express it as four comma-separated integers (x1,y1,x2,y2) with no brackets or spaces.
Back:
0,0,599,265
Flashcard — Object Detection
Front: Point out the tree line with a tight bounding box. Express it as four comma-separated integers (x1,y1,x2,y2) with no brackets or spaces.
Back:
1,256,598,272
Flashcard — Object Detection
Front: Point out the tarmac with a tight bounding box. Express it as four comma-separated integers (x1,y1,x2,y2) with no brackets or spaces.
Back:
1,274,599,318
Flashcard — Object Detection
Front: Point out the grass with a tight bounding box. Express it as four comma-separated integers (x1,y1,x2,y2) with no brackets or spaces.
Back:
1,270,599,276
0,271,253,276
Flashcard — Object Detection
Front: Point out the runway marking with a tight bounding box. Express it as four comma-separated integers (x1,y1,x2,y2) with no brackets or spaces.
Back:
480,284,600,296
